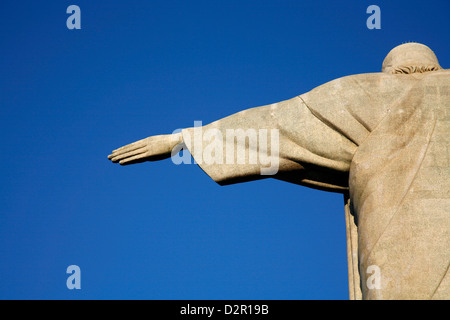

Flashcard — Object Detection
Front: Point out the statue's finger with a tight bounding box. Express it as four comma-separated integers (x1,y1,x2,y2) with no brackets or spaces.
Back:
111,147,147,163
109,143,145,160
112,138,147,154
119,152,149,165
112,142,143,154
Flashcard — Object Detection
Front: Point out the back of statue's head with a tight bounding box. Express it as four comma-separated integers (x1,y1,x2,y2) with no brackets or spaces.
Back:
382,43,442,74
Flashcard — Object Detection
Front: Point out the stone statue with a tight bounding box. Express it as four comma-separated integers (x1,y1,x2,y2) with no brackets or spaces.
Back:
108,43,449,300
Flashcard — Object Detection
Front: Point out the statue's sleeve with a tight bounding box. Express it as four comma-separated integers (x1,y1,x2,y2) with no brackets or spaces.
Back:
181,75,381,192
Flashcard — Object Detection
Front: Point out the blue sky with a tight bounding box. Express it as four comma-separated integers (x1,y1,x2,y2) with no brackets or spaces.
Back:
0,0,448,299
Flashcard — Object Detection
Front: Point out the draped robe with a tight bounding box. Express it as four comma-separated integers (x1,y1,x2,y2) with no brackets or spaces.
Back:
181,70,450,299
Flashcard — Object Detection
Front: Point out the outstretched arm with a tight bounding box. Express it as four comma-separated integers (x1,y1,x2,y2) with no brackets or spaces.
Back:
107,96,356,191
107,73,374,191
108,132,183,165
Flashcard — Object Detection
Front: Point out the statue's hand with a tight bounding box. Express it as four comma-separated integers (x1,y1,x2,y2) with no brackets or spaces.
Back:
108,133,183,165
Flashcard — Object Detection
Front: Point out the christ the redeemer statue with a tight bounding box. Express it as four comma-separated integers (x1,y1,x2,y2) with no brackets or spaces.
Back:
108,43,449,300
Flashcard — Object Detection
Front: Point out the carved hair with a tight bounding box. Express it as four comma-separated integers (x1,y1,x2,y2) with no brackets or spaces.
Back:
382,43,442,74
389,64,442,74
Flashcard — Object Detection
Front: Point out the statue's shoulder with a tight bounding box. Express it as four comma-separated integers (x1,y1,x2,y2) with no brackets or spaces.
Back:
424,68,450,77
419,69,450,89
338,72,410,83
324,72,390,86
307,72,388,93
305,70,449,98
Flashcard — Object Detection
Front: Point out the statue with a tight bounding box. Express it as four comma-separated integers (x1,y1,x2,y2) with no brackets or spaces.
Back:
108,43,449,300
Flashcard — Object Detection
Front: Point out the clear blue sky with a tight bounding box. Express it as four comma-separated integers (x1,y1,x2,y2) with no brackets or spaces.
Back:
0,0,448,299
